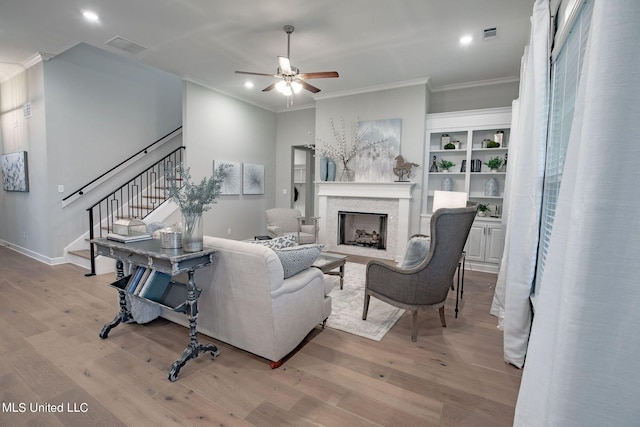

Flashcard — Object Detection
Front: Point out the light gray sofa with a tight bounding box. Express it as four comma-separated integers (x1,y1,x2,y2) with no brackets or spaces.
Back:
161,236,333,368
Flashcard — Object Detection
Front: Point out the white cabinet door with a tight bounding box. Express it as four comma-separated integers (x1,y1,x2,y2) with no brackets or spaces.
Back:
485,224,505,264
464,224,485,262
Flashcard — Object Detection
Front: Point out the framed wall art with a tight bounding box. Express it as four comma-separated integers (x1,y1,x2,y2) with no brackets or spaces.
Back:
354,118,402,182
242,163,265,195
214,160,241,195
1,151,29,192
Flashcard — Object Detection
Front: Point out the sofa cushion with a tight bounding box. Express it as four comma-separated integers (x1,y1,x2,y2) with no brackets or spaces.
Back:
274,244,323,279
250,234,297,249
401,235,431,269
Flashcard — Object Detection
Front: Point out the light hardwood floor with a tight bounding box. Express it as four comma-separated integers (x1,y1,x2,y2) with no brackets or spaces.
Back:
0,245,521,426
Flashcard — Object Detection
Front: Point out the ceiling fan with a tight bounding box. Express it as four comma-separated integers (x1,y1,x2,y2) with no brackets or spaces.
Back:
235,25,339,97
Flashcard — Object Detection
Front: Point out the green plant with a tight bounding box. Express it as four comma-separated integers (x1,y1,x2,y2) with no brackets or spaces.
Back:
486,140,500,148
478,203,492,213
164,163,230,216
485,156,504,170
438,159,455,170
444,142,456,150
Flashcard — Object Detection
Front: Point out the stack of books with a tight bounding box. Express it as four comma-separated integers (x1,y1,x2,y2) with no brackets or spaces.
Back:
124,266,173,303
107,233,152,243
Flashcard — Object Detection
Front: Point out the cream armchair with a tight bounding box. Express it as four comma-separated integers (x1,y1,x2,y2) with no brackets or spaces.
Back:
266,208,319,244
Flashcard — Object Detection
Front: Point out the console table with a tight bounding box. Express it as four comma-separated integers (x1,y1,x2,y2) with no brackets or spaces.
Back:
91,238,218,381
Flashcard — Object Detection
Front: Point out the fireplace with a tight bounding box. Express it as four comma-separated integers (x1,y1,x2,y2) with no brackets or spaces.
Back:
338,211,388,250
317,181,416,262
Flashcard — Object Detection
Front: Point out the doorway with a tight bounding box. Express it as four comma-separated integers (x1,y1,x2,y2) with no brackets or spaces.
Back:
291,146,315,223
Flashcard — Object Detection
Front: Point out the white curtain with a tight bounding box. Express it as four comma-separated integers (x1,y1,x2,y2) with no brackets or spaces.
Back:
514,1,640,425
490,0,549,368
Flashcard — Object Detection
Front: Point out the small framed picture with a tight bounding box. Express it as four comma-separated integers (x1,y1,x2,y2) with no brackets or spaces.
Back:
1,151,29,192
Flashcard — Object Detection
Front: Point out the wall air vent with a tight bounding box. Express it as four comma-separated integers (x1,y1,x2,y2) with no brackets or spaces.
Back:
483,27,498,40
105,36,148,54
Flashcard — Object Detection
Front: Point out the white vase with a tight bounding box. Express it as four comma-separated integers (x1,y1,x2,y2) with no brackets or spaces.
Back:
484,176,498,197
441,177,453,191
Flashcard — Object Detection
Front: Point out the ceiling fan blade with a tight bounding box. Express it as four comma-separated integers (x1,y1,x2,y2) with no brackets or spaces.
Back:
235,71,277,77
298,80,321,94
298,71,339,79
262,82,277,92
278,56,293,75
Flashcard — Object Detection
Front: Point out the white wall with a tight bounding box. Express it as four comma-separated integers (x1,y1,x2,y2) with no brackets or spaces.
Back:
183,81,277,240
315,84,428,235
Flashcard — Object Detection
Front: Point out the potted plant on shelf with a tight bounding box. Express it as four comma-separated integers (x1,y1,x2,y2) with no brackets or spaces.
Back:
477,203,492,217
485,156,504,172
438,159,455,172
164,163,229,252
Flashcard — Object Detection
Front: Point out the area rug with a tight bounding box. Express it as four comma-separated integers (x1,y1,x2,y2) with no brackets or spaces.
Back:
325,262,405,341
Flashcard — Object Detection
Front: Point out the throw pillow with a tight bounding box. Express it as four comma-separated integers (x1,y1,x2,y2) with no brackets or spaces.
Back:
401,235,431,269
250,234,297,249
274,244,324,279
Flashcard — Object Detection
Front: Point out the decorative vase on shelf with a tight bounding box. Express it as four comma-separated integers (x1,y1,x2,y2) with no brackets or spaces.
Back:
327,159,336,181
441,177,453,191
320,156,329,181
484,176,499,197
339,160,354,181
182,211,204,252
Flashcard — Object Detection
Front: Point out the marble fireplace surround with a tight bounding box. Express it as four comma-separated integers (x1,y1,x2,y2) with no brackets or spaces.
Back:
316,182,416,262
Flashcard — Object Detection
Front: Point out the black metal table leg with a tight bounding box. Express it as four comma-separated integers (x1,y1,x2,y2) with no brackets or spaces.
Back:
455,260,461,318
167,270,218,381
100,260,132,338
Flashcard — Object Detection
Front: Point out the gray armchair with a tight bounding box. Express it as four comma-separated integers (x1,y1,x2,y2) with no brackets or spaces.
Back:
362,205,478,341
265,208,319,244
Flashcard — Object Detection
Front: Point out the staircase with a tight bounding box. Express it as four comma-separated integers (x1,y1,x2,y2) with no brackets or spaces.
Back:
64,128,185,275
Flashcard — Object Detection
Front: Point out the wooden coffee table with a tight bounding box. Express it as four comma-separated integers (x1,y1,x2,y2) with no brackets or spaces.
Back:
313,252,348,289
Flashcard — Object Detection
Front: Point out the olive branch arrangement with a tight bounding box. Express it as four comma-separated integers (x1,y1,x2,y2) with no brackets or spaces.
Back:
164,163,230,216
308,117,387,173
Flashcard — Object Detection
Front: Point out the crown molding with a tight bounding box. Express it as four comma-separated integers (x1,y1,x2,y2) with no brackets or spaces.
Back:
183,75,279,112
312,77,430,102
0,53,54,83
429,76,519,92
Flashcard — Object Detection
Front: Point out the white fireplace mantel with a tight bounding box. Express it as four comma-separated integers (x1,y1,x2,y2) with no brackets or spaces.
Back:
317,181,415,199
316,181,416,262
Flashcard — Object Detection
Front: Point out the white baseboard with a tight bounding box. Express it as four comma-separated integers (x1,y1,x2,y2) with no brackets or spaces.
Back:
0,239,66,266
464,260,500,274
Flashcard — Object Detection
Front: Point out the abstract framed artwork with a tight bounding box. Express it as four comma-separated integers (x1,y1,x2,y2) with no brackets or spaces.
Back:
1,151,29,192
214,160,241,195
354,118,402,182
242,163,265,195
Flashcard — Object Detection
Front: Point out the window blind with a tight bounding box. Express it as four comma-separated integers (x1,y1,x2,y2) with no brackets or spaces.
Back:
534,0,593,294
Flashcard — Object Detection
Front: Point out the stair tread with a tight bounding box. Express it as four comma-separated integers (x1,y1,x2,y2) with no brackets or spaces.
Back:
69,249,92,259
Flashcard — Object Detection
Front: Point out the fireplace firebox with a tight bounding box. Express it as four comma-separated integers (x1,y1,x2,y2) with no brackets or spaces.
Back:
338,211,388,250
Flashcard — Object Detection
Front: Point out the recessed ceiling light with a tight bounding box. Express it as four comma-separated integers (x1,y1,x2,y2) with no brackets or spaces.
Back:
460,35,473,45
82,10,99,22
244,81,254,89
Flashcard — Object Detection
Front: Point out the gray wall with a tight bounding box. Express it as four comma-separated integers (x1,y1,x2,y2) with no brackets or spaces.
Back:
0,63,47,258
275,108,316,208
429,81,520,113
182,81,277,240
0,43,182,261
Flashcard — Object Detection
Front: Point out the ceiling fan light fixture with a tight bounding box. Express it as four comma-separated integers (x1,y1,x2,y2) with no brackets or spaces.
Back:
291,81,302,94
276,80,292,96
